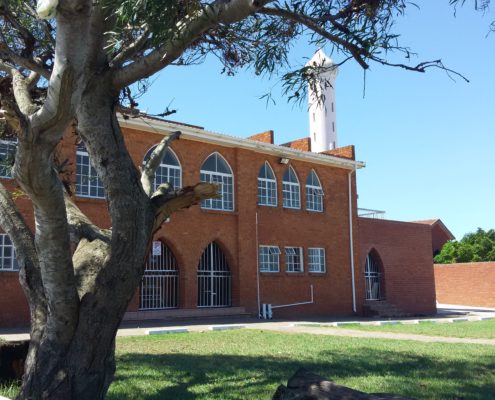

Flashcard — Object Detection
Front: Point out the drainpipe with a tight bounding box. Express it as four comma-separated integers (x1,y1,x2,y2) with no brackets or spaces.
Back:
255,212,261,318
348,167,357,313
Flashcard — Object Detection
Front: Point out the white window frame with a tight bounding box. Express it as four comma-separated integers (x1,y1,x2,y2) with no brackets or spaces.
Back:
200,152,234,211
308,247,326,273
76,145,105,199
143,146,182,192
306,170,324,212
0,139,17,179
282,166,301,209
258,162,277,207
285,246,303,273
0,233,18,272
259,245,281,272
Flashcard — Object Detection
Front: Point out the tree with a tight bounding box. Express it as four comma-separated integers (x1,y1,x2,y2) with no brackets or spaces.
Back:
434,228,495,264
0,0,478,399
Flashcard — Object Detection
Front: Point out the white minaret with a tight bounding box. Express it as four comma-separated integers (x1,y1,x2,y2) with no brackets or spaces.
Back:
307,49,338,152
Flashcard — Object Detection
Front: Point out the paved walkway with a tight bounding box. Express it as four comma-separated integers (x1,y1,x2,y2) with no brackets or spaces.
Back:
246,322,495,345
2,303,494,344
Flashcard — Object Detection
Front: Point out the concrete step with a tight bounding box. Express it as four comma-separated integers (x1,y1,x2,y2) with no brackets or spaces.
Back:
364,301,411,318
123,306,251,322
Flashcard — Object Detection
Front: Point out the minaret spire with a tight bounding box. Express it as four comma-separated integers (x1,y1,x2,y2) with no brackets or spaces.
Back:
307,49,338,152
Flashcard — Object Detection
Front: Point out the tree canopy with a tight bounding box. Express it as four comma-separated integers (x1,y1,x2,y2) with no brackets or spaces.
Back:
434,228,495,264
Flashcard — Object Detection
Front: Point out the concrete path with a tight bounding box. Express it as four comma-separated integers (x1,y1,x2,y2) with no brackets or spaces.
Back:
245,322,495,345
2,303,494,344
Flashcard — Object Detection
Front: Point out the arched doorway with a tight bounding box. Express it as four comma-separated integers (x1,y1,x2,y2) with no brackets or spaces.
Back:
140,241,179,310
197,242,231,307
364,250,385,301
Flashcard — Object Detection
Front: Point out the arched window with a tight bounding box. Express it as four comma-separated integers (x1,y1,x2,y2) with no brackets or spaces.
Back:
0,233,18,271
364,250,385,300
0,139,16,179
306,170,324,212
143,146,182,191
197,242,231,307
258,161,277,206
282,166,300,209
200,153,234,211
140,241,179,310
76,143,105,199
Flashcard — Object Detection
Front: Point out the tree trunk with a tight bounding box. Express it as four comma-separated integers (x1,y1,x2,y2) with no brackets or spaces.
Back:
17,75,156,399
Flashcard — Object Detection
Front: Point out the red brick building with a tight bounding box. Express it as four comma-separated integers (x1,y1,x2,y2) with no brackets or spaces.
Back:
0,115,438,327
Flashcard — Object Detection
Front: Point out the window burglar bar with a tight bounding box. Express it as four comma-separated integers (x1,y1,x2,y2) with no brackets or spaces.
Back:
364,253,383,300
140,242,179,310
198,242,231,307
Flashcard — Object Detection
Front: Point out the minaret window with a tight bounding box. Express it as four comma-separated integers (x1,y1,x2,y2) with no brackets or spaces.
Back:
306,170,324,212
282,166,301,209
258,161,277,207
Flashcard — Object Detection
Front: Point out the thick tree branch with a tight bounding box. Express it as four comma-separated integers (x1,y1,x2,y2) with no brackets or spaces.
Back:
64,194,111,247
0,44,51,80
140,130,181,196
113,0,275,89
0,182,47,339
30,64,74,135
152,182,218,230
12,69,38,116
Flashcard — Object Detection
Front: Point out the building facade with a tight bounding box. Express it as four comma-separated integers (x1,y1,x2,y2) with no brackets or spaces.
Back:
0,115,438,327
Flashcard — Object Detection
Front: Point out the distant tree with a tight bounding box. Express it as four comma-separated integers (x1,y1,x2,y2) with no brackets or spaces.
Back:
434,228,495,263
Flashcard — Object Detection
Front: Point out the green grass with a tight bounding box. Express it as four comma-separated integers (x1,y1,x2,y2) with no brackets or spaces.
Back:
0,382,20,399
1,330,494,399
107,330,495,400
332,318,495,339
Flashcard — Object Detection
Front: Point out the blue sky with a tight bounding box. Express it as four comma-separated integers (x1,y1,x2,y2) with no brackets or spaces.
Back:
139,1,495,239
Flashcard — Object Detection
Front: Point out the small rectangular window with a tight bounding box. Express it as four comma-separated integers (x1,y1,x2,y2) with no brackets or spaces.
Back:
76,145,105,199
0,233,19,271
259,246,280,272
308,248,325,273
0,140,17,179
285,247,303,272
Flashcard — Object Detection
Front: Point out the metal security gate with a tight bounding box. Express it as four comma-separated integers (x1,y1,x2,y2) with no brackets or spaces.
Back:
198,242,231,307
140,241,179,310
364,252,384,301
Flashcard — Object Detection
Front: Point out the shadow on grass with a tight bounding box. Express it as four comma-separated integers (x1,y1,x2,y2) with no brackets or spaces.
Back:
107,347,495,400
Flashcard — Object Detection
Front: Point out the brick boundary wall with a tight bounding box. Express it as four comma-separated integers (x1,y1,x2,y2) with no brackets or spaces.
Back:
434,262,495,308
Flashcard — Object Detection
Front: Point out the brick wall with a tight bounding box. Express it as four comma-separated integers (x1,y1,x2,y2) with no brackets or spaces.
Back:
321,145,355,160
434,262,495,307
281,137,311,152
358,218,436,315
0,272,30,327
247,130,274,144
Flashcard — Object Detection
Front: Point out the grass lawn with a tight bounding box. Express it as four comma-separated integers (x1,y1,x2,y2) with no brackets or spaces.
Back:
1,330,494,399
107,330,495,400
332,318,495,339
